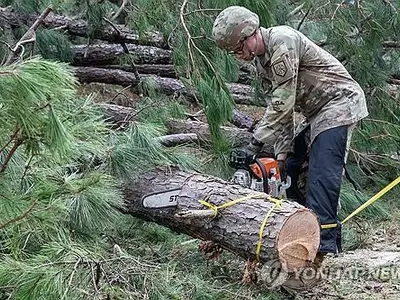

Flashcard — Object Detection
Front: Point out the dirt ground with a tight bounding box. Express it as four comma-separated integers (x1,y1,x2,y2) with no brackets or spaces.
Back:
293,223,400,300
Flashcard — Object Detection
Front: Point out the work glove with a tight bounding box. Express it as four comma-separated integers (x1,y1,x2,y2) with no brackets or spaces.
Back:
244,137,264,158
277,159,287,183
229,138,264,168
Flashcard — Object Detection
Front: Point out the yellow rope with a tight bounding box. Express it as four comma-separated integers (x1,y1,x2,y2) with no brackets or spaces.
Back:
199,193,265,218
321,223,337,229
255,197,283,261
199,194,283,261
342,175,400,224
198,176,400,262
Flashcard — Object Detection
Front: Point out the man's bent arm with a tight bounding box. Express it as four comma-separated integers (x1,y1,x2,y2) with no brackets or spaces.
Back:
253,31,300,156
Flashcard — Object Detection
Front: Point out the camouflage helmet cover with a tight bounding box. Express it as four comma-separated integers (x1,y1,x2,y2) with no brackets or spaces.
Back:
212,6,260,50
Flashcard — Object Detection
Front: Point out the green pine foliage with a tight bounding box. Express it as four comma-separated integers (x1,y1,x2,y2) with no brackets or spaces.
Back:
0,57,201,298
36,29,74,63
0,0,399,298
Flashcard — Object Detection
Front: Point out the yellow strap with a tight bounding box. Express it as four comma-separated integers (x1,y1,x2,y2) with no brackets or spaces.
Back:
199,193,266,218
342,175,400,224
255,197,283,261
199,194,283,261
321,223,338,229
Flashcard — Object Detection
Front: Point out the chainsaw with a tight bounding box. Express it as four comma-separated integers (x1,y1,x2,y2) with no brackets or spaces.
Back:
140,150,291,210
229,149,291,198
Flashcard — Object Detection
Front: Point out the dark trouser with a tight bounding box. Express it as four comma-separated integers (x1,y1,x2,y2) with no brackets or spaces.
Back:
286,125,348,254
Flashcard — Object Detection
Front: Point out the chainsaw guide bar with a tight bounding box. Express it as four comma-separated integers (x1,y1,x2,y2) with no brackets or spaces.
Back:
141,188,181,209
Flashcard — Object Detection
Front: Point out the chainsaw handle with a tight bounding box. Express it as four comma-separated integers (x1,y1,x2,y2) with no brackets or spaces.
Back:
254,158,269,194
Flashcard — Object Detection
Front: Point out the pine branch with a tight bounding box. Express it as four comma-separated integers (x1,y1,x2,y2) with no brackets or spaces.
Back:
0,198,38,230
103,17,140,81
62,258,82,299
0,127,20,156
389,78,400,85
0,137,24,175
5,5,53,65
110,0,127,21
183,8,221,16
20,155,34,190
180,0,196,73
297,6,312,30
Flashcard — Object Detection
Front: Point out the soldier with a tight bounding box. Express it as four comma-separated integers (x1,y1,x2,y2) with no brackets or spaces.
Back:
212,6,368,289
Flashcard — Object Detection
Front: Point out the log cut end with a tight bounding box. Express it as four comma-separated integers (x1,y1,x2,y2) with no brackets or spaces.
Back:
276,209,320,272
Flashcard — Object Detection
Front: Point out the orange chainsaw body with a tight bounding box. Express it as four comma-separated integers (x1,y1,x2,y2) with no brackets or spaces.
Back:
249,158,281,181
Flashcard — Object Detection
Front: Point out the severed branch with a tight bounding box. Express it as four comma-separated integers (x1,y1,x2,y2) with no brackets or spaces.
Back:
297,6,312,31
103,17,140,81
389,78,400,85
5,5,53,65
111,0,127,21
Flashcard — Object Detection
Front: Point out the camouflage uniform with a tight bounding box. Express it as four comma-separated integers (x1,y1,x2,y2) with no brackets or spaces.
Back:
253,25,368,155
212,7,369,255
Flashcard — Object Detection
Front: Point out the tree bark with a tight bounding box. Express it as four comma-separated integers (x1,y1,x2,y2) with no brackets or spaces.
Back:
0,6,167,48
98,103,271,152
75,67,264,107
93,64,253,84
155,133,198,147
98,103,136,127
165,119,275,155
72,44,172,65
124,166,320,271
100,102,257,138
166,119,253,147
102,64,177,78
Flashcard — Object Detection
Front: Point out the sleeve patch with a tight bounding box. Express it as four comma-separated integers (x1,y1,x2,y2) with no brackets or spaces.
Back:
271,56,294,85
272,60,287,77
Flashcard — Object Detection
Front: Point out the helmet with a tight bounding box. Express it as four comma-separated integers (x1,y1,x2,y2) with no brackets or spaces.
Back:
212,6,259,50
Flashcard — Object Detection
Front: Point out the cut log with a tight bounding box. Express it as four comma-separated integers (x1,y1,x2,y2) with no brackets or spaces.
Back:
0,6,167,48
95,64,253,84
78,63,253,84
102,64,177,78
166,119,253,147
98,103,136,126
98,103,255,145
232,108,254,129
155,133,198,147
124,166,320,271
166,119,275,154
100,103,256,138
75,67,264,107
72,44,172,65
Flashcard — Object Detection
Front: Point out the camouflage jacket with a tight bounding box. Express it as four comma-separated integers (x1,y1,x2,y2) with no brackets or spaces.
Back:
252,25,368,156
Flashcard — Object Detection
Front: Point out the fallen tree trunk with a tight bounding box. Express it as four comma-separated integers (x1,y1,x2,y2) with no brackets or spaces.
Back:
100,103,256,135
155,133,198,147
99,103,265,152
124,166,320,271
75,67,264,106
99,103,136,127
98,64,253,83
102,64,177,78
72,44,172,65
166,119,254,147
0,6,167,48
166,119,275,154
